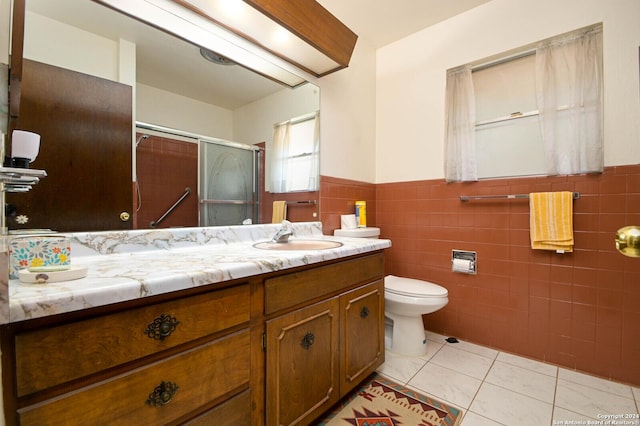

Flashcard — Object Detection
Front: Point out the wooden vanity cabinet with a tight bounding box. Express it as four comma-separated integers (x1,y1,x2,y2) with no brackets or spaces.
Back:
265,297,341,425
1,250,386,426
264,253,385,426
340,280,385,395
1,283,253,426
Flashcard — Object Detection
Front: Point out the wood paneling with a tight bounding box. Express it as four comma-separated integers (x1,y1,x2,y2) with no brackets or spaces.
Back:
264,253,384,314
15,284,250,396
8,60,133,232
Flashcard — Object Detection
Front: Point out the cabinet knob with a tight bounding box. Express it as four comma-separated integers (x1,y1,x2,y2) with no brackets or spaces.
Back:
146,381,178,407
360,306,370,318
120,211,131,222
145,314,180,341
300,332,315,349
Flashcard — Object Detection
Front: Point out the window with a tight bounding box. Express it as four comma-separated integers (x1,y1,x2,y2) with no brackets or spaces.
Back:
444,24,603,182
269,112,319,193
474,53,546,178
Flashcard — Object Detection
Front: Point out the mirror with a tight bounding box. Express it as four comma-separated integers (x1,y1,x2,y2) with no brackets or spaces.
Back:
6,0,320,232
1,0,10,140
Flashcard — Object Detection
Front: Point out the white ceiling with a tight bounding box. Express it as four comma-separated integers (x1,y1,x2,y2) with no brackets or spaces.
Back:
26,0,490,109
319,0,490,49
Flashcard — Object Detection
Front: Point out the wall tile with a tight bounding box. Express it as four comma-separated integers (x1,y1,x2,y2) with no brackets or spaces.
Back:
374,165,640,386
322,166,640,386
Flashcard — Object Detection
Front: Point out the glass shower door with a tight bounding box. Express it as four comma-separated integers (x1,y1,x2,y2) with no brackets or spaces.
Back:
199,140,260,226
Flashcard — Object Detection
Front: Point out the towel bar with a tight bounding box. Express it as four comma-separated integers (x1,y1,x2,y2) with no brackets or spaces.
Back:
460,192,580,202
286,200,317,205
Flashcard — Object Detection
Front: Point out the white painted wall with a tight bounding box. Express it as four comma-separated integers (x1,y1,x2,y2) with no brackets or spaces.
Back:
233,82,319,146
375,0,640,183
137,83,233,140
234,83,319,190
24,11,118,81
316,40,377,183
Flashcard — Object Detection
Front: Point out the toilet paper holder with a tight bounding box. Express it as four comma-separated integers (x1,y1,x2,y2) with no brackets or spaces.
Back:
452,250,477,274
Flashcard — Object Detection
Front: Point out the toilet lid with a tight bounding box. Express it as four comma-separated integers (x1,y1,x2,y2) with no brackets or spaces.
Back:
384,275,448,297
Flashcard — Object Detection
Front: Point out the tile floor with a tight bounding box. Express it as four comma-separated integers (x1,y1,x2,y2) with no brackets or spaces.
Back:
377,331,640,426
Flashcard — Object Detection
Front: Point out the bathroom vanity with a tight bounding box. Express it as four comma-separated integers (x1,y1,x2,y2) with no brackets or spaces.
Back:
0,222,390,425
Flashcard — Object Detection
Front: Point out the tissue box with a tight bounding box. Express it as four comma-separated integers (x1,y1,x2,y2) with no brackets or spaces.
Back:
9,235,71,279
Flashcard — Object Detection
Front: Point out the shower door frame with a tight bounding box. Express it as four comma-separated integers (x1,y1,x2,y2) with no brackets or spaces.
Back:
198,138,261,227
136,122,261,227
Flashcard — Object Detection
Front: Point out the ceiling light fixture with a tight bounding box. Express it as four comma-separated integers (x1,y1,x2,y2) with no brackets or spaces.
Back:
175,0,358,77
95,0,357,86
199,47,236,66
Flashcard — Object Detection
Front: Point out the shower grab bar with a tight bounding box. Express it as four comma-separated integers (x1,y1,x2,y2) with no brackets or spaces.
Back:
286,200,317,205
200,199,257,205
150,187,191,228
460,192,580,202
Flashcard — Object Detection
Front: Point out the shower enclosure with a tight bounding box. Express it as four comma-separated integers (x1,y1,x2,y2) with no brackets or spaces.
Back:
199,139,261,226
136,122,261,228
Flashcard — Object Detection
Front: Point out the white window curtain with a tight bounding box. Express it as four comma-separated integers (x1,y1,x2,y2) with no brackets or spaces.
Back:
270,111,320,193
308,111,320,190
444,66,478,182
535,26,603,175
270,120,292,193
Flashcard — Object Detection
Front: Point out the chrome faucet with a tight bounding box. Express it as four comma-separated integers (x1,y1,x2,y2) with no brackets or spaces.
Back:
271,220,294,243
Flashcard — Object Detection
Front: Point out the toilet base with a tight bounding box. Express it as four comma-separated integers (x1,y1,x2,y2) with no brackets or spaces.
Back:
385,314,428,356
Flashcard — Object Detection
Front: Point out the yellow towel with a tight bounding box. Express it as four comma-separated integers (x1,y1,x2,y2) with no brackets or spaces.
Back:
272,201,287,223
529,192,574,252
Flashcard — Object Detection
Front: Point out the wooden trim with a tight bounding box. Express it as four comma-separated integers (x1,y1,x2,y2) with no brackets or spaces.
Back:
8,0,25,130
243,0,358,68
171,0,357,77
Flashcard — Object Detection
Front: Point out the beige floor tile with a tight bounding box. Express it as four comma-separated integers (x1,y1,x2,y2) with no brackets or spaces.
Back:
461,410,505,425
485,360,557,403
470,382,553,426
558,368,635,399
408,362,482,409
496,351,558,377
555,378,637,420
430,345,494,380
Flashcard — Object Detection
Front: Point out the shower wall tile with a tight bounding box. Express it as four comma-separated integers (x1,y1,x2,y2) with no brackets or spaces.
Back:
135,134,198,228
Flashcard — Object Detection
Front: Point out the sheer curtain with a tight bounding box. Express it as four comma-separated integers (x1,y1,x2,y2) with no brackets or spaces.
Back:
270,120,292,193
269,112,320,193
444,66,478,182
535,26,603,175
308,111,320,191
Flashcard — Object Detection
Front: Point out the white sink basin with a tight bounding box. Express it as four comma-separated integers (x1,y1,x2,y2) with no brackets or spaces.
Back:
253,240,343,251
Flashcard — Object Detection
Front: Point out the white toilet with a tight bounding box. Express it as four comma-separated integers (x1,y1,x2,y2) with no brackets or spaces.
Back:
384,275,448,356
333,226,449,357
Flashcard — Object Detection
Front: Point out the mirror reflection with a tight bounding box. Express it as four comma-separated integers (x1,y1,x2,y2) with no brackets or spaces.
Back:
6,0,320,233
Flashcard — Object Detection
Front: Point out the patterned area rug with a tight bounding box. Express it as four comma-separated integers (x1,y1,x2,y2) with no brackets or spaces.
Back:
316,373,462,426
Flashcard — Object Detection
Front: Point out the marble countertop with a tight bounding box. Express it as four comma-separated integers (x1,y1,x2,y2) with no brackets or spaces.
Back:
8,222,391,322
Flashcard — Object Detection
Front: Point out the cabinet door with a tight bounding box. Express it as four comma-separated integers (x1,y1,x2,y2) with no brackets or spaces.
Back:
340,279,385,395
266,298,340,426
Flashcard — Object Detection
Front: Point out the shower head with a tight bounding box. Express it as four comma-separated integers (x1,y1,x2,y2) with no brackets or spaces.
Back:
136,134,150,147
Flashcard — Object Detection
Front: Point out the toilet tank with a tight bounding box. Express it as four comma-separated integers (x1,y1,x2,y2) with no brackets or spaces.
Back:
333,227,380,238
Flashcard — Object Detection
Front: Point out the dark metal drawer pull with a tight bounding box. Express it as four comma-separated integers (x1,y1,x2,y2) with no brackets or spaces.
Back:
145,314,180,341
360,306,370,318
146,381,178,407
300,332,315,349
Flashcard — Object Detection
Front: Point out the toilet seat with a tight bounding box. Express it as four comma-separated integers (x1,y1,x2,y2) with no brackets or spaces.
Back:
385,275,448,298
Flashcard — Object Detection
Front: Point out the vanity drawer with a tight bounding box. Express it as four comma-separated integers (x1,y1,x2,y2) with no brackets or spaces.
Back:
264,253,384,314
15,284,250,396
184,389,251,425
18,330,251,426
